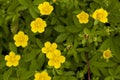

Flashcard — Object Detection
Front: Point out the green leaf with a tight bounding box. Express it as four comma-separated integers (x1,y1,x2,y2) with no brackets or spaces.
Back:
7,0,19,12
29,8,39,19
66,25,81,33
73,51,79,63
73,16,82,28
9,42,17,53
16,6,28,12
3,68,12,80
83,28,90,34
33,0,44,5
51,17,57,25
54,25,66,32
63,71,75,76
17,0,29,7
20,71,34,80
37,53,45,70
44,27,53,37
105,76,115,80
36,38,43,48
30,59,37,71
55,33,68,43
23,49,40,62
0,60,6,69
90,65,101,76
66,34,74,44
115,66,120,75
93,61,116,68
0,15,4,25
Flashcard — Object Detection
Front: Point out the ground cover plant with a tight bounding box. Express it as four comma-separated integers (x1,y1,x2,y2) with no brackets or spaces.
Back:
0,0,120,80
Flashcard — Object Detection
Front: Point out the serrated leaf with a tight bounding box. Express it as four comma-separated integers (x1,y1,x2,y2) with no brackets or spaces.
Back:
54,25,66,32
55,33,68,43
3,68,12,80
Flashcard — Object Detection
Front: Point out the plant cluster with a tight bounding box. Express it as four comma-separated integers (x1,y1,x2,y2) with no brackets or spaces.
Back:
0,0,120,80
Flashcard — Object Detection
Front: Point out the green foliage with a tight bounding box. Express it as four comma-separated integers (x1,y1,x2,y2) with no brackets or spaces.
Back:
0,0,120,80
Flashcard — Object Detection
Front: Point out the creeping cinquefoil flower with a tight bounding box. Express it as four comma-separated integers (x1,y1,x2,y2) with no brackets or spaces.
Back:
13,31,28,47
76,11,89,24
92,8,108,23
41,41,57,55
48,49,65,69
5,51,21,67
103,49,112,60
34,71,51,80
38,2,54,15
31,18,47,33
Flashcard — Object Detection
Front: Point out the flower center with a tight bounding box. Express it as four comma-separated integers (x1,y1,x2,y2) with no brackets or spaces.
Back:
18,37,25,42
97,13,103,19
104,52,110,58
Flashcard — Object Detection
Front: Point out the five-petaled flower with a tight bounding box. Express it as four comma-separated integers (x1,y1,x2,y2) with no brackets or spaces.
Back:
41,41,57,56
38,2,54,15
13,31,29,47
48,49,65,69
76,11,89,24
34,71,51,80
31,18,47,33
103,49,112,60
5,51,21,67
92,8,108,23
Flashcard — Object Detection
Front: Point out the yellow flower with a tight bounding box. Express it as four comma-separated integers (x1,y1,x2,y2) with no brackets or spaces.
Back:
53,0,56,3
13,31,28,47
48,49,65,69
41,41,57,55
30,18,47,33
38,2,54,15
103,49,112,60
34,71,51,80
5,51,21,67
92,8,108,23
76,11,89,24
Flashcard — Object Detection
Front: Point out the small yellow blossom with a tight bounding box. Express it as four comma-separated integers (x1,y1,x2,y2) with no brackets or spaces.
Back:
41,41,57,55
31,18,47,33
92,8,108,23
48,49,65,69
103,49,112,60
13,31,28,47
38,2,54,15
76,11,89,24
53,0,56,3
5,51,21,67
34,71,51,80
